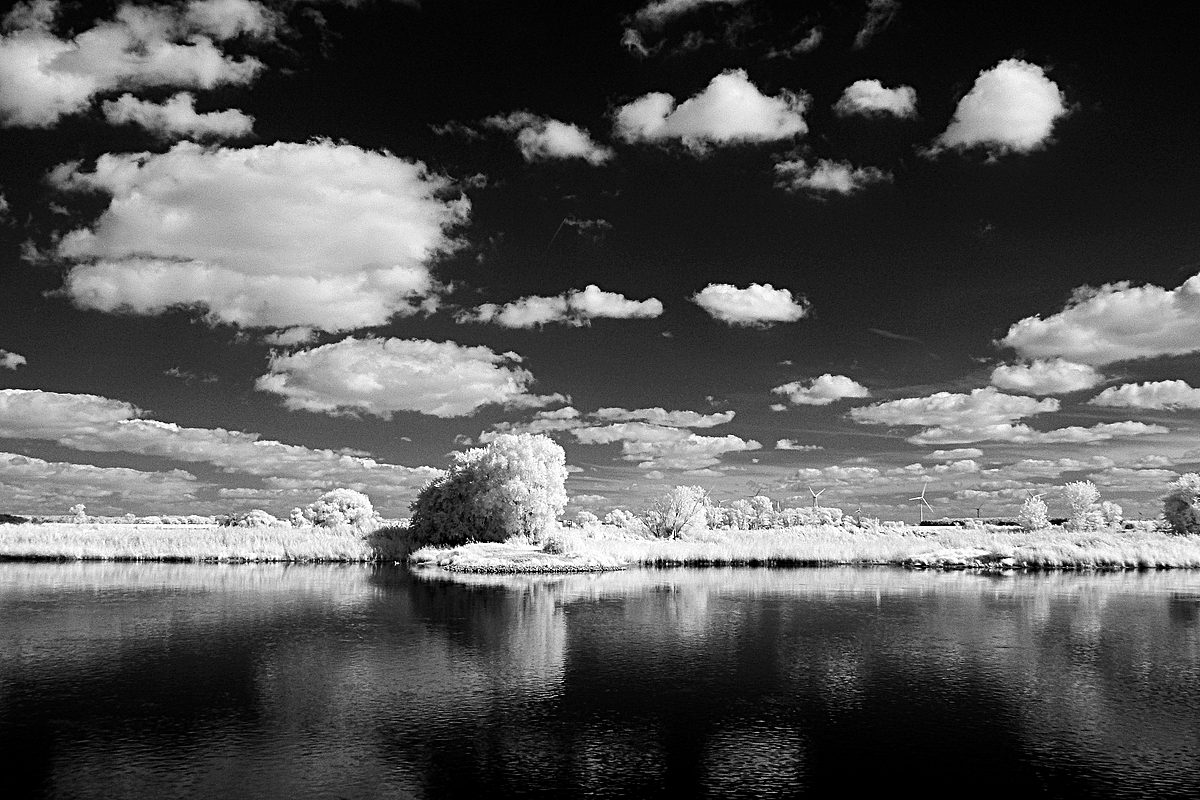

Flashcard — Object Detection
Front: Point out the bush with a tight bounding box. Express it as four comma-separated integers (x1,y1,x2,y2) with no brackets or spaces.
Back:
1063,480,1104,531
602,508,639,529
1017,494,1050,531
235,509,279,528
642,485,710,538
302,489,380,528
408,433,568,546
1163,473,1200,535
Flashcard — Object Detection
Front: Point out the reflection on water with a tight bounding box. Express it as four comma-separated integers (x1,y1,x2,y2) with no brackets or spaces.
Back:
2,563,1200,798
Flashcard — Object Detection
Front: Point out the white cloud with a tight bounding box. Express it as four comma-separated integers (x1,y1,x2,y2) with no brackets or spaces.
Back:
999,273,1200,365
852,388,1056,429
833,79,916,117
0,389,440,492
775,439,823,451
774,158,891,195
483,111,614,165
908,420,1167,446
1089,380,1200,410
613,69,808,154
255,337,564,419
766,27,823,58
593,407,734,428
0,349,25,369
851,386,1168,445
631,0,747,28
101,92,252,140
931,59,1069,156
458,285,663,328
0,451,200,509
773,374,871,406
691,282,809,327
52,140,468,333
623,433,762,471
0,0,273,128
989,358,1104,395
928,448,984,461
853,0,900,49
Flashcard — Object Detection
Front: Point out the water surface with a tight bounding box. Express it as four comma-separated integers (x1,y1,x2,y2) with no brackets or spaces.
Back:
2,563,1199,798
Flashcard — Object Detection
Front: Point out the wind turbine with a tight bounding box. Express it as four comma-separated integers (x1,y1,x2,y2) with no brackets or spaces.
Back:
910,482,933,523
808,486,825,509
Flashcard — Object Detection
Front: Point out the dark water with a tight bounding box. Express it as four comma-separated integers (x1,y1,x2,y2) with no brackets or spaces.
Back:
2,564,1200,798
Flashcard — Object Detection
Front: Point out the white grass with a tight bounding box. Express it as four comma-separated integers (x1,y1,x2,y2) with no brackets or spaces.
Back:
413,523,1200,572
0,522,413,563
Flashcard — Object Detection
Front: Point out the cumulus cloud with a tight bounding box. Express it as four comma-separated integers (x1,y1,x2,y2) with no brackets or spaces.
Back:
928,448,984,461
630,0,747,28
613,69,808,154
0,389,440,492
483,111,614,165
773,374,871,406
1089,380,1200,410
0,451,200,509
931,59,1069,156
458,285,663,328
848,386,1163,444
255,337,564,419
999,273,1200,365
774,158,891,195
0,349,25,369
622,433,762,471
0,0,274,128
51,140,468,333
690,283,809,327
833,79,916,117
853,0,900,49
101,91,253,140
989,358,1105,395
775,439,822,451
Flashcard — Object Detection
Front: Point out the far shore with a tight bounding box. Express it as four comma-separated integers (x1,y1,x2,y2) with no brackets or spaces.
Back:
4,519,1195,572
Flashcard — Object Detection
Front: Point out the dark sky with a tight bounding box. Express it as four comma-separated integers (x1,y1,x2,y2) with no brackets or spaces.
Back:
2,0,1199,520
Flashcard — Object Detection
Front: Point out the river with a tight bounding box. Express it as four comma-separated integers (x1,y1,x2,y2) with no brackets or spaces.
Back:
2,562,1198,797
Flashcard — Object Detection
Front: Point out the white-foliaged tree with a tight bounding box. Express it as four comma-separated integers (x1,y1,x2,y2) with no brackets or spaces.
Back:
1062,480,1104,531
409,433,569,545
1163,473,1200,535
302,488,380,528
1017,493,1050,531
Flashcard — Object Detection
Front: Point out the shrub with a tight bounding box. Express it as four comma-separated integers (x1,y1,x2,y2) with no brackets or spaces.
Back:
602,508,639,530
1017,494,1050,531
235,509,279,528
302,488,380,528
642,485,710,538
69,504,87,523
1062,480,1104,532
408,433,568,546
1100,500,1123,527
1163,473,1200,535
573,510,600,527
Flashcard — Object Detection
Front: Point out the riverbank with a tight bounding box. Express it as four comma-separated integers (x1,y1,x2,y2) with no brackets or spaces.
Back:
0,522,412,562
410,523,1200,572
5,520,1200,570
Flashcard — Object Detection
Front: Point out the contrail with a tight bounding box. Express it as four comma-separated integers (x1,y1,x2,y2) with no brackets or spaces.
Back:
545,217,567,252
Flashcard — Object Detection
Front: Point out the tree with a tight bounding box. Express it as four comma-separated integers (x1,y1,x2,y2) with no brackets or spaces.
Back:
409,433,568,546
1163,473,1200,536
1062,480,1104,532
1017,493,1050,531
302,488,380,528
642,485,710,538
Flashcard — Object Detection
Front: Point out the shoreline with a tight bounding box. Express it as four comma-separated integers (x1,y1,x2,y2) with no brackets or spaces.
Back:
4,521,1200,571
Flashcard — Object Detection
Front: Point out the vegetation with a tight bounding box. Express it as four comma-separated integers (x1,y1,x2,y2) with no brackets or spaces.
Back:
294,488,380,528
408,433,568,547
0,521,412,562
1163,473,1200,535
1017,493,1050,531
1063,480,1105,531
641,485,709,538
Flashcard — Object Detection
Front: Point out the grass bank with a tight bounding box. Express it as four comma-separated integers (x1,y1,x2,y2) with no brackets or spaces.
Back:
411,523,1200,572
0,522,413,563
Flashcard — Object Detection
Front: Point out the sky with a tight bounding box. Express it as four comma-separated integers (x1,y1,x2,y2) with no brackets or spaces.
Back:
1,0,1199,522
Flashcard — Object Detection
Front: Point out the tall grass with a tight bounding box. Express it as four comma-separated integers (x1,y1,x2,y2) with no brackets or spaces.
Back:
412,523,1200,572
0,522,414,563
